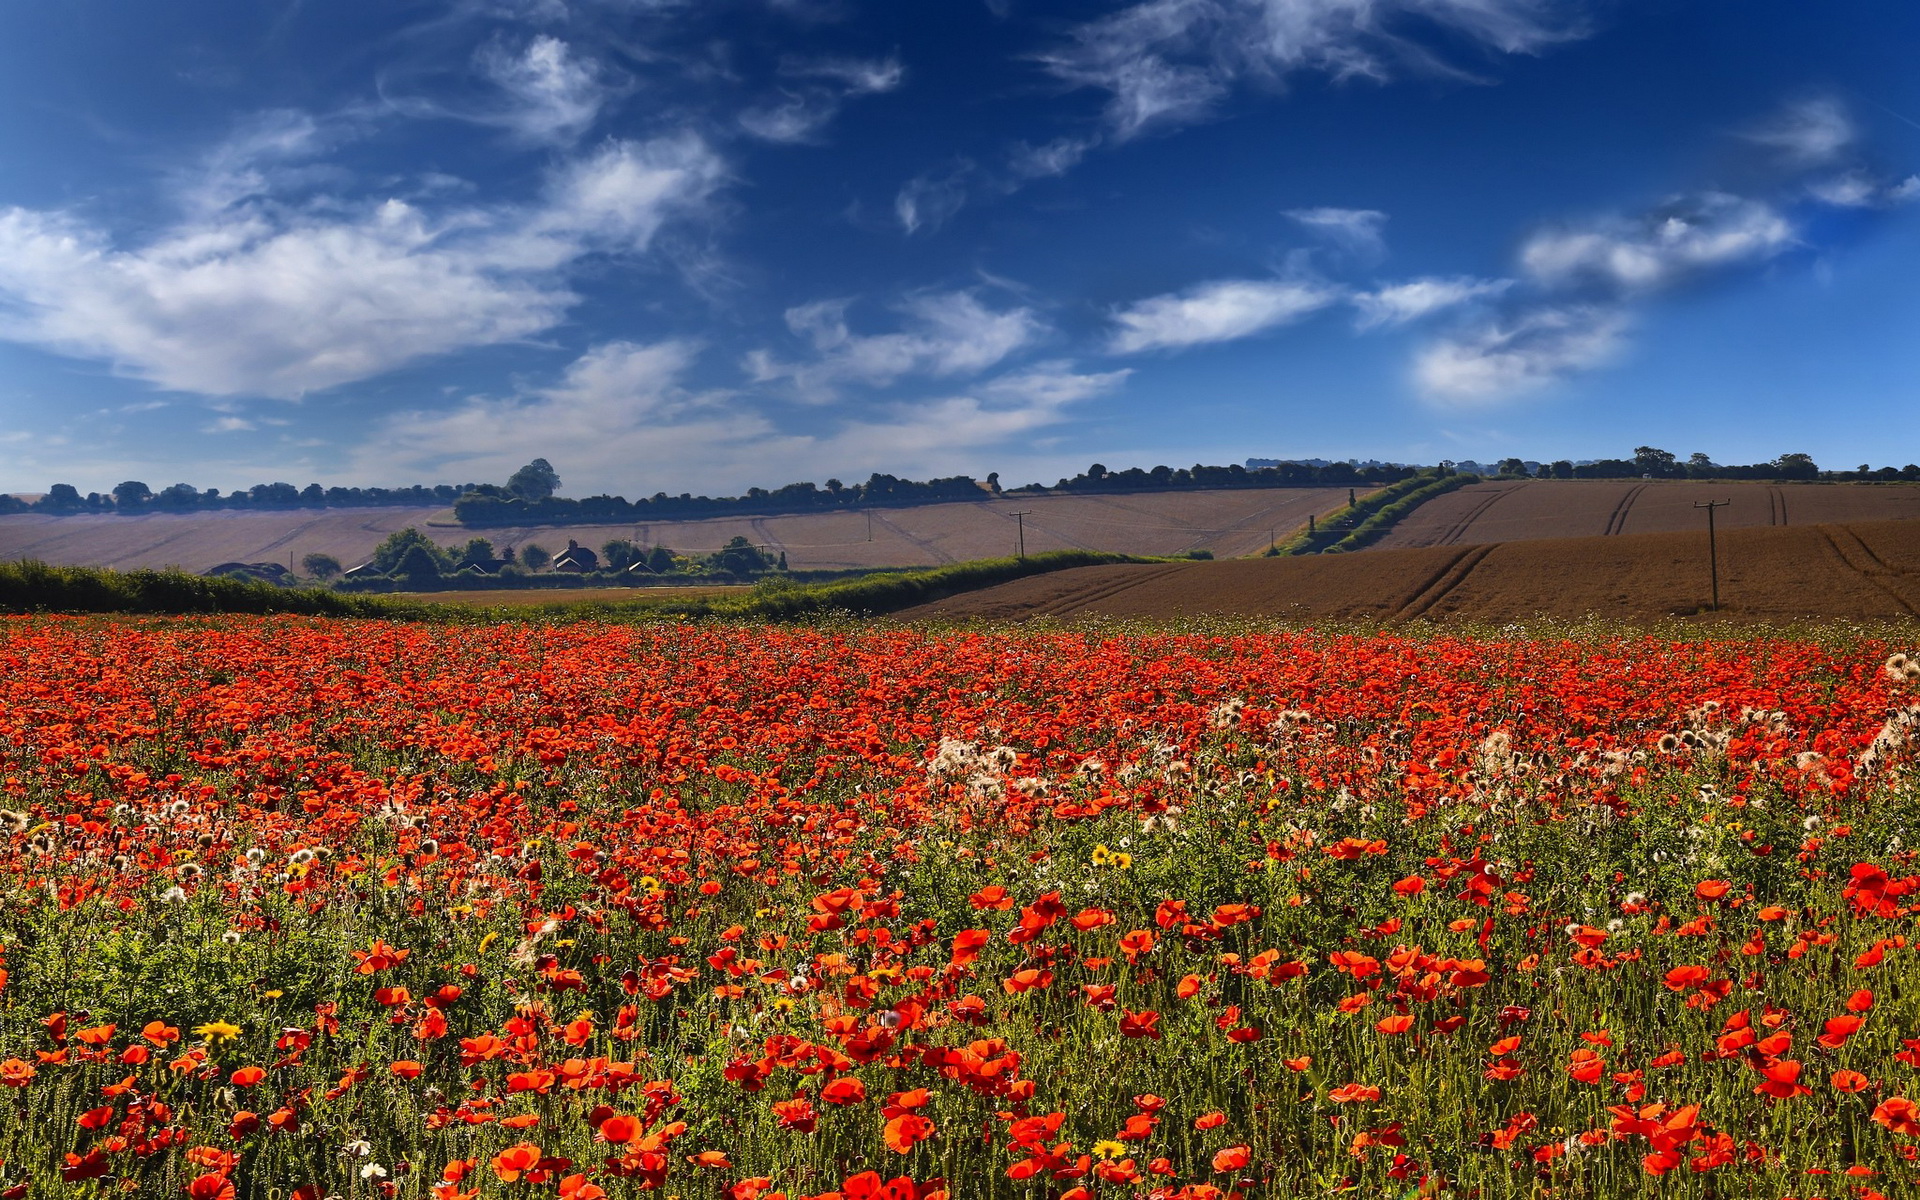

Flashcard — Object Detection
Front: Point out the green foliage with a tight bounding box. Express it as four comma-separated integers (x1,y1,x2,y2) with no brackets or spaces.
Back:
1272,471,1480,555
0,560,428,617
369,527,453,574
506,457,561,501
521,542,552,571
300,552,343,580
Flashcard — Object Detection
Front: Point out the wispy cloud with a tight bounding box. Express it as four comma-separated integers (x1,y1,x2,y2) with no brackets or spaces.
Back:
740,54,904,144
746,290,1045,397
478,35,615,144
1286,206,1388,262
1107,278,1341,354
1740,95,1855,168
355,342,1126,494
1413,305,1626,404
1043,0,1592,140
895,162,973,234
1519,192,1797,293
1413,94,1916,404
0,132,724,399
1352,276,1510,328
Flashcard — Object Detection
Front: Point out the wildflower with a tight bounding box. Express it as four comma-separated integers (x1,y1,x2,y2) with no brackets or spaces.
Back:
194,1020,242,1044
1092,1140,1126,1160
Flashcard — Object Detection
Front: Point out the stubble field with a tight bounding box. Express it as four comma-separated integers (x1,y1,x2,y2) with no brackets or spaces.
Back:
3,616,1920,1199
0,489,1360,575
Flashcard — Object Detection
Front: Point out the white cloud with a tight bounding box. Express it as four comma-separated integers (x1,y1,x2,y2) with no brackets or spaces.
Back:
1520,193,1796,293
1286,206,1387,261
1742,95,1855,167
741,55,905,144
1006,136,1099,182
1352,275,1510,328
354,343,1127,494
781,55,905,95
479,36,612,145
1044,0,1590,139
896,164,972,234
1107,278,1340,353
1413,305,1627,403
747,290,1044,396
0,134,724,399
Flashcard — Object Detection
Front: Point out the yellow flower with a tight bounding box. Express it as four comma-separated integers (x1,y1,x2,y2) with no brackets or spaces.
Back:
1091,845,1112,866
772,997,796,1012
1091,1140,1126,1160
261,990,283,1000
1109,852,1132,870
193,1020,241,1043
478,931,500,953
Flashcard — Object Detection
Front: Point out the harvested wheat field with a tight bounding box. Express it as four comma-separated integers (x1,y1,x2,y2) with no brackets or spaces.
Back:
1372,479,1920,549
0,487,1359,574
901,519,1920,625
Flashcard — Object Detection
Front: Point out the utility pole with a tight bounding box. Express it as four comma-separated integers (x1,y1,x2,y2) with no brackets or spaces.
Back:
866,510,873,542
1008,510,1033,559
1695,499,1730,612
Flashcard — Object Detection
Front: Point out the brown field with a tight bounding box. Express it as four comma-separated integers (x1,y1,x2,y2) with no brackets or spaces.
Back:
899,519,1920,626
389,585,748,607
0,488,1359,574
1371,479,1920,549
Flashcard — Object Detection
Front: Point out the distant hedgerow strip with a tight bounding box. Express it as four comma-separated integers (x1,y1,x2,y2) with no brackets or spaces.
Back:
648,550,1153,621
0,560,432,619
1273,472,1481,555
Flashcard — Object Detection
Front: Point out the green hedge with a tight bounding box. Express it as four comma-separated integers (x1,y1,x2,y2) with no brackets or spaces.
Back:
1271,471,1473,555
0,560,428,618
640,550,1150,621
1314,472,1482,553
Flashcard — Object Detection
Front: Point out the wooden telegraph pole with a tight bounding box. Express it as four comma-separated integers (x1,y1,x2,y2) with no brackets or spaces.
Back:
1695,499,1730,611
1008,510,1033,559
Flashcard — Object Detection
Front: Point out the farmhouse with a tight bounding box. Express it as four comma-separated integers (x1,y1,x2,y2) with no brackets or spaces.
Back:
551,540,599,573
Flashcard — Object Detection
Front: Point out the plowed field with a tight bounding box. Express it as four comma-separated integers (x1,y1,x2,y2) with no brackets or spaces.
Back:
0,488,1358,573
1372,479,1920,549
901,519,1920,625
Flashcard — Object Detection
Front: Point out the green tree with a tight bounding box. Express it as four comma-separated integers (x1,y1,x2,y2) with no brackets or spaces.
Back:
1496,458,1528,478
1774,452,1818,479
601,539,640,572
370,528,453,574
394,544,443,583
111,481,153,513
301,553,344,580
507,459,561,502
37,484,84,510
521,543,552,571
456,538,496,567
709,535,775,577
1633,446,1679,477
645,545,676,575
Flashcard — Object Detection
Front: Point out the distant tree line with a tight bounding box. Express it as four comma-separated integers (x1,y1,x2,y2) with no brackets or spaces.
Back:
449,458,1426,528
10,448,1919,524
0,480,482,516
1485,448,1920,482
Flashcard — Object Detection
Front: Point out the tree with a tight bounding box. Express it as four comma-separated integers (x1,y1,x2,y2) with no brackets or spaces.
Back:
456,537,496,567
1496,458,1528,478
394,543,443,583
155,483,201,511
1632,446,1679,477
709,535,774,577
111,481,153,513
370,528,453,574
601,539,641,572
1547,461,1574,479
645,545,676,575
302,553,344,580
507,459,561,502
1774,452,1818,479
37,484,84,511
521,543,552,571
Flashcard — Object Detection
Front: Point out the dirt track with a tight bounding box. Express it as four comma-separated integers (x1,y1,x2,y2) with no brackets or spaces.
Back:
900,520,1920,625
0,488,1358,574
1373,480,1920,549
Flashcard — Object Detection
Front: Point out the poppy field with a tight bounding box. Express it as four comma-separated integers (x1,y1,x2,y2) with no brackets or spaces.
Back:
3,617,1920,1200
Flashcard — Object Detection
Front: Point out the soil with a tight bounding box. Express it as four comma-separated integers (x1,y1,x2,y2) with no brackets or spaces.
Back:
898,519,1920,627
387,585,749,607
0,488,1360,574
1372,480,1920,549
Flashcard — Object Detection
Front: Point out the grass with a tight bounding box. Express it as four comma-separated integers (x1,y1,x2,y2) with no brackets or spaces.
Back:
1270,472,1480,556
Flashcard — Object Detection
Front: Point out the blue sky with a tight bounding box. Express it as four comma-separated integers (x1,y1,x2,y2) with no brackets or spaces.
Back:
0,0,1915,495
